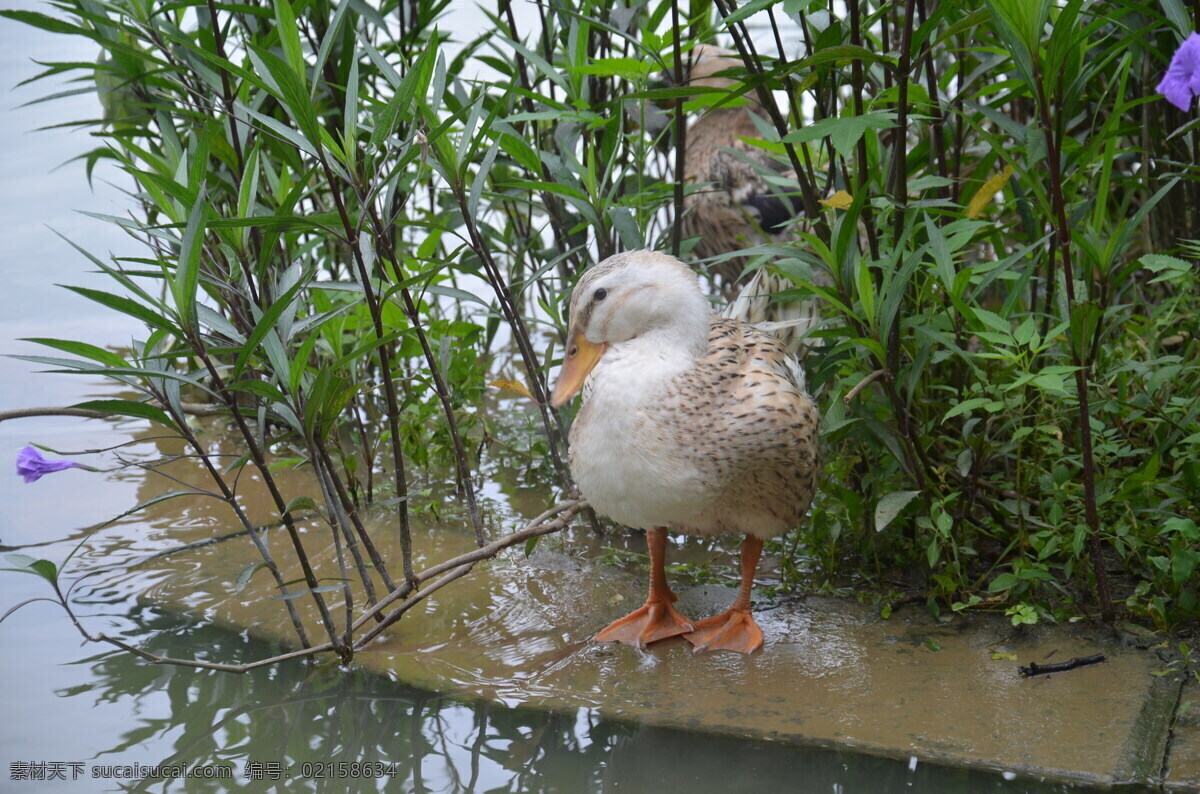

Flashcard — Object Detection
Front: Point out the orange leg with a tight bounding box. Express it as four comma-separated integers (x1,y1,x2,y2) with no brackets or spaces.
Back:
684,534,765,654
595,527,694,649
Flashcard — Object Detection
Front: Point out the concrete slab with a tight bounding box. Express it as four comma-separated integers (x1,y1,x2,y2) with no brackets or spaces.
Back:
1167,679,1200,792
130,514,1185,789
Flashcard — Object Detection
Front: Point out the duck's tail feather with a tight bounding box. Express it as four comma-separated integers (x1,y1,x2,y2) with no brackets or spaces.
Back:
723,267,822,365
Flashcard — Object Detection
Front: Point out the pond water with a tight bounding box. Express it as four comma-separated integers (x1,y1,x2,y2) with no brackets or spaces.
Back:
0,5,1139,793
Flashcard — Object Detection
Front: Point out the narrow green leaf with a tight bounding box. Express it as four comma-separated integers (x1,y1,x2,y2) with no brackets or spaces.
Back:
874,491,921,532
457,96,486,167
236,561,272,591
196,306,244,346
370,40,438,148
343,56,359,173
288,301,357,339
247,47,322,152
237,146,261,222
70,399,178,429
20,338,129,369
423,283,489,307
722,0,776,26
792,43,898,69
313,0,352,98
0,10,89,36
174,190,207,332
357,32,402,87
283,495,319,515
467,141,500,219
609,206,644,250
228,379,288,403
496,131,540,174
21,363,214,394
503,36,568,92
288,329,321,396
232,276,310,379
273,0,306,82
574,56,653,80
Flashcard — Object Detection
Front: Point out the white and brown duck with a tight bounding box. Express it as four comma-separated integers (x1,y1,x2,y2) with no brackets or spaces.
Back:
551,250,820,654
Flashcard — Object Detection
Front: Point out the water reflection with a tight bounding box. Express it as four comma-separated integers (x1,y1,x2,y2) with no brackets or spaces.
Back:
46,609,1104,794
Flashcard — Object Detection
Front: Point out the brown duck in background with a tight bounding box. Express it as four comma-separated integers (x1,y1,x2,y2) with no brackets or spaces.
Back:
551,251,820,653
675,44,823,363
677,45,796,281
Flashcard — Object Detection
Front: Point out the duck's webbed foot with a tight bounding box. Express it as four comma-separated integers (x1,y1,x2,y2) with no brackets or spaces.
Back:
595,597,695,649
684,609,764,654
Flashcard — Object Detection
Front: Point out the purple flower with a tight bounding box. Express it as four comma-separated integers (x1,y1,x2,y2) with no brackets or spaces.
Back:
1158,32,1200,112
16,446,81,483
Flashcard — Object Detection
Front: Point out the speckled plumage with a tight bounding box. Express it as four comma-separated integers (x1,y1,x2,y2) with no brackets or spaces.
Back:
553,251,821,653
571,315,819,539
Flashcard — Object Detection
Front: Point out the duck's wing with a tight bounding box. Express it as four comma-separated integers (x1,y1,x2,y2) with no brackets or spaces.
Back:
722,265,822,376
650,319,819,531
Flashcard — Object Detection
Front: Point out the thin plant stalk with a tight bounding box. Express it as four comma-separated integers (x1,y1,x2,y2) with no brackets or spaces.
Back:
1033,74,1114,622
367,206,486,545
317,154,418,589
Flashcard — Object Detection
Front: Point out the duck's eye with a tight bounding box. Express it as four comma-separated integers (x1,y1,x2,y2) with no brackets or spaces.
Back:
593,288,607,302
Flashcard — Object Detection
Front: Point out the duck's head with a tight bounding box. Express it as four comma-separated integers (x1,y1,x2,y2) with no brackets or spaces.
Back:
683,44,743,91
550,251,711,408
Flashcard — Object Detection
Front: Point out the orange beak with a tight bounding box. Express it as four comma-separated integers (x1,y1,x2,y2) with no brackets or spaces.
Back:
551,329,606,408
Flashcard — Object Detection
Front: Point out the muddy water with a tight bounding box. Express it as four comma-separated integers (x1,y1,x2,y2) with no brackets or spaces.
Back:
0,6,1145,794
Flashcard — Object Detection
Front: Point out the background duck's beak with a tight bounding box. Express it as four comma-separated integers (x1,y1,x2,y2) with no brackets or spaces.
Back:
551,330,606,408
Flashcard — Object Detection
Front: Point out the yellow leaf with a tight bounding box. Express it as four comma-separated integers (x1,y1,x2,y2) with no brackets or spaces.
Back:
488,378,538,403
965,165,1015,219
819,189,854,210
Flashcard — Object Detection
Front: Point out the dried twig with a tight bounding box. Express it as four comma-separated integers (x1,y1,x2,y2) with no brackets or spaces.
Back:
844,369,885,405
1019,653,1106,678
353,498,588,647
37,499,588,673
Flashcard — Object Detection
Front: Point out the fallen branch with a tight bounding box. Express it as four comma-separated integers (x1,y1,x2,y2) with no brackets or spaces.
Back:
0,403,221,424
24,498,589,673
353,498,589,647
1019,653,1106,678
95,632,336,673
844,369,885,405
